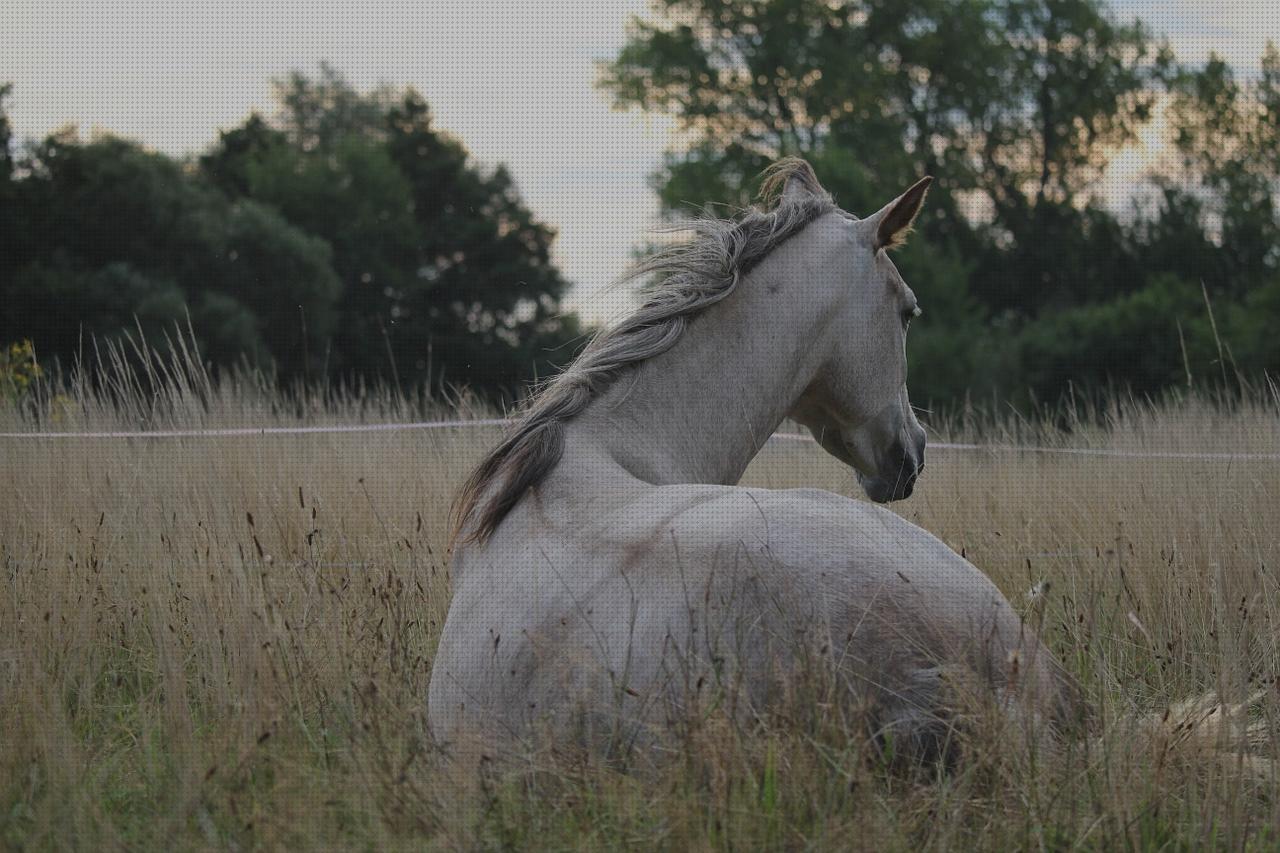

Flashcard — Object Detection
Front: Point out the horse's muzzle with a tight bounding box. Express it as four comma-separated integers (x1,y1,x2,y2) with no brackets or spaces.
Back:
858,438,925,503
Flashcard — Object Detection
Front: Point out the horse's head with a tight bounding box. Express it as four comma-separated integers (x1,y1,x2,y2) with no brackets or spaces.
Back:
784,172,932,503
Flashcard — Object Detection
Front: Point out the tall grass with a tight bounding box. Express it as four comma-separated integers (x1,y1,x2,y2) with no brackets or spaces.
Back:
2,340,1278,849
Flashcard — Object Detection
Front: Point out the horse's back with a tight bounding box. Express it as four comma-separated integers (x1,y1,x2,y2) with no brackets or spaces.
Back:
427,483,1078,753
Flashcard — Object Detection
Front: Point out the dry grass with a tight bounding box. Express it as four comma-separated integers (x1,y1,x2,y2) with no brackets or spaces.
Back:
2,348,1280,849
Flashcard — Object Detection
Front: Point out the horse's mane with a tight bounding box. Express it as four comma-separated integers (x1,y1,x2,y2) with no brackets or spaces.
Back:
450,158,837,546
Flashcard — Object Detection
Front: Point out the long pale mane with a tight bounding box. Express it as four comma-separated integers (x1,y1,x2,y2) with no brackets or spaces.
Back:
450,158,836,546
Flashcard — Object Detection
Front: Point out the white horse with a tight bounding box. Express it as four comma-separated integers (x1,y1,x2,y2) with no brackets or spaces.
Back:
428,159,1080,761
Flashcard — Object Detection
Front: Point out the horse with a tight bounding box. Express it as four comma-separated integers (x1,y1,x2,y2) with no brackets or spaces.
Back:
427,158,1082,763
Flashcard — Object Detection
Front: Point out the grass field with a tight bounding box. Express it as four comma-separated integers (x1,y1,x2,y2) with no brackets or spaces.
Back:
2,349,1280,849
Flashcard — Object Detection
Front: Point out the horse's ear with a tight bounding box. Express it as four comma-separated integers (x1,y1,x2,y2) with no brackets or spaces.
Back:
870,176,933,250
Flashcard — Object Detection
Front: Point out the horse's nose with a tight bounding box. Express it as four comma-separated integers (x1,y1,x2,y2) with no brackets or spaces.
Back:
907,429,926,479
899,443,924,476
900,442,925,498
890,441,924,499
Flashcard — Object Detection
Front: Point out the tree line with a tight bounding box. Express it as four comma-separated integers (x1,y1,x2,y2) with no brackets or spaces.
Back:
3,0,1280,411
603,0,1280,408
0,67,583,400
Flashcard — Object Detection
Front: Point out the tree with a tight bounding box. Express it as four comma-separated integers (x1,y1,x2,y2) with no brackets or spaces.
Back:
981,0,1158,210
200,112,288,198
0,85,19,303
0,130,341,376
1165,47,1280,295
603,0,1002,222
0,83,13,183
1160,43,1280,377
204,69,583,394
2,69,581,398
603,0,1240,407
1009,273,1213,402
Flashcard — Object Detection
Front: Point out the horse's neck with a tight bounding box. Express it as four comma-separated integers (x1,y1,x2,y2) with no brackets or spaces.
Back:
567,263,827,488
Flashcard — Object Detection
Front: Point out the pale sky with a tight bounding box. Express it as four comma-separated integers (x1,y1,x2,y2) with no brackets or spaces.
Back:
2,1,1276,324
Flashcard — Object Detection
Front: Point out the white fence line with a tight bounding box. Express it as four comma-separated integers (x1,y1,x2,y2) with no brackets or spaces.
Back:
2,418,1278,460
770,433,1280,460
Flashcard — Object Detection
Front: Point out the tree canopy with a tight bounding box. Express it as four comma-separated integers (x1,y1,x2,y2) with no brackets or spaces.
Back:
603,0,1280,408
4,6,1280,411
0,68,582,399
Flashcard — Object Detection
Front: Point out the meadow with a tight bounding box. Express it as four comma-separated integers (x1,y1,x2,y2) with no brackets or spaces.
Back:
2,346,1279,850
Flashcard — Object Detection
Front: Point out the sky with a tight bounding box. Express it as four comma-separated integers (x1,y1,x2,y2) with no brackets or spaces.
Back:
3,1,1277,324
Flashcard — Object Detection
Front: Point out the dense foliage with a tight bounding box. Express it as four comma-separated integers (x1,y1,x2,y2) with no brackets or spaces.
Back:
603,0,1280,408
4,1,1280,409
0,68,583,398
